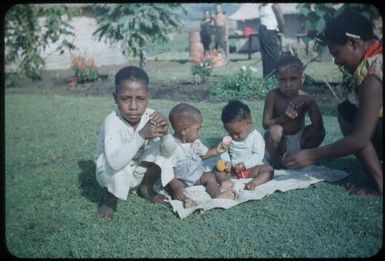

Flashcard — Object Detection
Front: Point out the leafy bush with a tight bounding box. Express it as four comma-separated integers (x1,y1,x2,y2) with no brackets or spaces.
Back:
5,73,24,88
209,66,277,100
4,5,80,82
191,58,213,83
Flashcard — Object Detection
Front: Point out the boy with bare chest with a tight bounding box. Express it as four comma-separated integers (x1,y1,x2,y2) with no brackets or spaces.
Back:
262,55,325,168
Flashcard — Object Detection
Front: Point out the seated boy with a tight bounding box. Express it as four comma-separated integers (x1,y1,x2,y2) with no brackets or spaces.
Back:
262,55,325,169
94,66,176,219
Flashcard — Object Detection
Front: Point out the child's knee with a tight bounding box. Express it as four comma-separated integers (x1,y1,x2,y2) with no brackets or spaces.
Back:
266,125,284,142
200,172,216,184
303,125,325,142
140,161,161,174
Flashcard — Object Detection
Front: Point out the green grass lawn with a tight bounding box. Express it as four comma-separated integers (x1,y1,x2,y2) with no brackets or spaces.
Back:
5,94,383,258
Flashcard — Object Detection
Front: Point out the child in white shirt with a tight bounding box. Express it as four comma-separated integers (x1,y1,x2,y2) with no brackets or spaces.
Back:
166,103,235,208
217,100,274,190
94,66,176,219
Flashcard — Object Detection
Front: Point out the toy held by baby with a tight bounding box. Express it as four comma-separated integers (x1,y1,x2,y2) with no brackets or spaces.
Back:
216,159,232,173
217,135,232,154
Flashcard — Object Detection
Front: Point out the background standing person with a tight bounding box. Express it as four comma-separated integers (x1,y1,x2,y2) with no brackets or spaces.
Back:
285,12,383,196
213,3,227,53
258,3,285,78
200,10,214,57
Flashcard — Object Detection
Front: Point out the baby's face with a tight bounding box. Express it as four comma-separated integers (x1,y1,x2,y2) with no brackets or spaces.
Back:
114,79,149,128
224,118,252,142
184,115,202,143
277,65,304,98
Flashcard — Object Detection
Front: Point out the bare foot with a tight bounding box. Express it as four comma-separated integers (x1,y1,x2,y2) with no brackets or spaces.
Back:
184,198,197,208
219,180,233,192
149,194,167,203
217,180,235,199
216,190,235,200
97,204,114,220
244,179,259,190
138,185,166,203
348,184,382,197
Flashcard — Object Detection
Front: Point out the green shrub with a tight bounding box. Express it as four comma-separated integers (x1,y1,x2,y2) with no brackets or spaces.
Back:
191,58,213,83
209,66,277,100
5,72,23,88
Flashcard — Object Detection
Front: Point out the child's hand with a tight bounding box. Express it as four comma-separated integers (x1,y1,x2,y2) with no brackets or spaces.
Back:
138,112,168,139
150,111,169,136
216,136,232,154
291,95,312,110
285,96,312,119
285,102,298,119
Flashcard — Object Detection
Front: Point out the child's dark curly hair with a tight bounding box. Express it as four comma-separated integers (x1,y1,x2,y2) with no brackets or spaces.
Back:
221,100,251,124
322,11,377,45
115,66,149,93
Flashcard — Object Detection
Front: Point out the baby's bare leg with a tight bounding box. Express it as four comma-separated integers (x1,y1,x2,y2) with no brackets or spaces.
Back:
199,172,235,199
97,190,118,220
138,162,167,203
215,171,232,184
245,164,274,190
166,178,197,207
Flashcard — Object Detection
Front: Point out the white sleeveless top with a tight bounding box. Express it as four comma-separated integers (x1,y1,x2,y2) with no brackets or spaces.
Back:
259,4,278,31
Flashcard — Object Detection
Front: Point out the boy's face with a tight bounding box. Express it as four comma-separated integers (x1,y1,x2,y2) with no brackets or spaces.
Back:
113,79,149,127
224,118,252,142
277,65,304,98
183,115,202,143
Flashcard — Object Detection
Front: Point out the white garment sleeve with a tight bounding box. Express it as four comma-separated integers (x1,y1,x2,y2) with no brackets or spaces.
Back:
104,129,145,172
194,139,209,155
242,131,265,169
219,151,231,162
160,133,177,158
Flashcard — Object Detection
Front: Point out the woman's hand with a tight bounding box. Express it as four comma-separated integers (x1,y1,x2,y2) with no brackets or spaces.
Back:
284,149,315,168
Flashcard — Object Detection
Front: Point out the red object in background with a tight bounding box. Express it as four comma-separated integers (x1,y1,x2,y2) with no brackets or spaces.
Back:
243,27,255,37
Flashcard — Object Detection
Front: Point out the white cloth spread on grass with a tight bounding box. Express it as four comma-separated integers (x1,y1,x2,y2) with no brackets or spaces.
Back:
156,164,349,219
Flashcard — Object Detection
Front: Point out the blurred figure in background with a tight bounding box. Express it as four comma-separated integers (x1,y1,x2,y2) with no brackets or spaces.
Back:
258,3,285,78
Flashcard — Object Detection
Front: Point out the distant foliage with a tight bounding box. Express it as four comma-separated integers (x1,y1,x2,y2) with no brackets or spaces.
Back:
92,4,186,69
4,4,80,85
209,66,277,100
298,3,381,51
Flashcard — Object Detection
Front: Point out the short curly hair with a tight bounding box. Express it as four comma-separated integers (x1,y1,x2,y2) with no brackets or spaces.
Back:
221,100,251,124
114,66,149,93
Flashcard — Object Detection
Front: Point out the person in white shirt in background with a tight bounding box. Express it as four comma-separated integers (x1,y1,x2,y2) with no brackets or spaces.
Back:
94,66,176,219
258,3,285,78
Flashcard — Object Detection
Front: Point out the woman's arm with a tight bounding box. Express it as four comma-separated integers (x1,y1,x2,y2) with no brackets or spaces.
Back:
285,75,382,167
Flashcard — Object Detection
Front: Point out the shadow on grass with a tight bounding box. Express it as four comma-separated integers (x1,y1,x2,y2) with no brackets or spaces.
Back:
78,160,105,205
320,157,368,191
